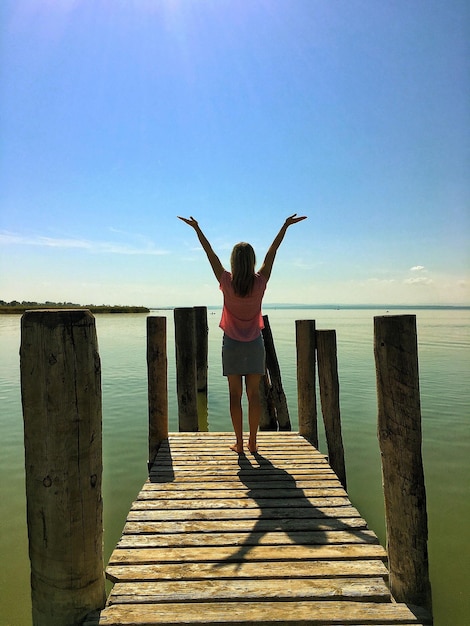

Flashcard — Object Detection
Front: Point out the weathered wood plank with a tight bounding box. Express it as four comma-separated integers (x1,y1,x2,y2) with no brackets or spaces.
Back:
97,601,425,625
109,577,390,603
123,516,368,532
156,449,328,458
138,487,347,499
106,559,389,583
131,496,354,510
144,478,343,490
161,436,324,444
128,504,363,519
149,467,337,479
117,529,379,548
132,495,353,508
108,544,388,565
150,461,332,472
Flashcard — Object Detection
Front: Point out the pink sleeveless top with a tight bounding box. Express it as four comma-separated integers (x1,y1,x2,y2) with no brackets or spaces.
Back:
219,271,267,342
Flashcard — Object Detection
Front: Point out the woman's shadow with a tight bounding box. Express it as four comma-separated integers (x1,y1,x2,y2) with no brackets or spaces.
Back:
214,450,373,568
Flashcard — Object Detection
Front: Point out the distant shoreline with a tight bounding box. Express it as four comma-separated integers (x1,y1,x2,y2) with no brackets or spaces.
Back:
0,304,150,314
1,303,468,315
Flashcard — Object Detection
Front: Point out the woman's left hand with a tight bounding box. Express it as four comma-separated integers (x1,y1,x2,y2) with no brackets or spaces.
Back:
177,216,199,228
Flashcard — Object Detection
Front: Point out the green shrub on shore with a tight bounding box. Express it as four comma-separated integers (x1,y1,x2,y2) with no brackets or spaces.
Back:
0,301,150,314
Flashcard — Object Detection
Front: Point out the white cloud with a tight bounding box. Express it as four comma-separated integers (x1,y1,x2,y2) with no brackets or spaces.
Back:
366,278,396,285
292,258,324,270
0,231,91,249
0,230,169,256
410,265,426,272
404,276,434,286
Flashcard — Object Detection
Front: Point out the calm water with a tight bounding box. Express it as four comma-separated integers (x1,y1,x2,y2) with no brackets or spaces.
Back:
0,308,469,625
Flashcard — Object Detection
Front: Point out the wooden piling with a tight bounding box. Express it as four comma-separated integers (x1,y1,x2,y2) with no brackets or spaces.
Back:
316,329,347,490
194,306,209,432
259,372,277,431
262,315,291,430
295,319,318,446
147,316,168,469
174,308,199,432
374,314,432,618
20,309,106,626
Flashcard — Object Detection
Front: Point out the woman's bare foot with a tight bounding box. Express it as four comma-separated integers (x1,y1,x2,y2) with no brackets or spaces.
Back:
230,442,244,453
247,439,258,453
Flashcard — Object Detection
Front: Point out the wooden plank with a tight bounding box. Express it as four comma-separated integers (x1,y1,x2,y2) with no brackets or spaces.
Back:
106,559,389,583
157,446,327,454
108,544,388,565
161,435,319,443
160,451,329,459
152,455,330,464
137,487,347,499
109,577,391,603
97,601,425,624
144,478,343,489
132,496,352,508
117,529,379,548
164,435,315,445
122,517,369,532
128,504,363,519
149,468,337,479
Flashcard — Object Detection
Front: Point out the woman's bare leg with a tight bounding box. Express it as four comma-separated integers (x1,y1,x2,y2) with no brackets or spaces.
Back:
227,375,243,452
245,374,262,452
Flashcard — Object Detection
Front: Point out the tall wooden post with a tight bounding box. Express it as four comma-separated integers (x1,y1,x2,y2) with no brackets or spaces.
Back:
147,316,168,469
295,319,318,446
174,308,199,432
194,306,209,432
374,314,432,618
20,310,106,626
262,315,291,430
316,329,347,489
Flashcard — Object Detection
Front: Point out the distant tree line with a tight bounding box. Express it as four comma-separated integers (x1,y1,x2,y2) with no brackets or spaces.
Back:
1,300,81,307
0,300,149,314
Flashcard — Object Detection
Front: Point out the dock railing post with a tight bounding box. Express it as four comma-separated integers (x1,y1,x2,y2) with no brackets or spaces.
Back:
374,314,432,619
174,307,199,432
262,315,291,430
147,316,168,469
295,319,318,446
20,309,106,626
316,329,347,489
194,306,209,431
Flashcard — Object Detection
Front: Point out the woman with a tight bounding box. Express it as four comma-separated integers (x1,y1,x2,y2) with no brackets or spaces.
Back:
178,214,307,453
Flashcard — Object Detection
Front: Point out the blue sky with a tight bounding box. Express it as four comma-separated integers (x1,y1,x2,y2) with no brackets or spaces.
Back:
1,0,469,306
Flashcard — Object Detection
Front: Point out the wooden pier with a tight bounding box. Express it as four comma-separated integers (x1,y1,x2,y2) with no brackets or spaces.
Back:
20,309,432,625
90,432,429,625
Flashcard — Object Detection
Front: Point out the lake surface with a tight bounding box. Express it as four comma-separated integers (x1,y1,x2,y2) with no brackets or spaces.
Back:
1,307,469,625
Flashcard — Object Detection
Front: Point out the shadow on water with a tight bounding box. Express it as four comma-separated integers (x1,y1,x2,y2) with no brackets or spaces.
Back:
215,450,375,567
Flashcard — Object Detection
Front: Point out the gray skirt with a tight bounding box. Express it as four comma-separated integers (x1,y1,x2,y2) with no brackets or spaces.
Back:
222,333,266,376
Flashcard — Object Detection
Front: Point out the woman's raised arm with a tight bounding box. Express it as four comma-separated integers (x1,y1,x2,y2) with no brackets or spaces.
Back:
259,213,307,281
178,216,225,281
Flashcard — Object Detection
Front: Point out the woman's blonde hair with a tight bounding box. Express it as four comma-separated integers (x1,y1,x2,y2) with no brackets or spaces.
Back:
230,242,256,297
